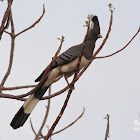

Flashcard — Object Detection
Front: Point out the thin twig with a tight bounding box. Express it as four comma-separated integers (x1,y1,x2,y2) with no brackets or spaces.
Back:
52,107,85,136
0,12,15,92
0,93,26,101
15,5,45,37
2,85,36,90
4,30,11,36
15,88,35,98
95,27,140,59
34,87,51,140
0,0,13,40
41,86,68,100
0,85,68,101
30,119,37,136
45,89,73,140
104,114,110,140
94,11,113,57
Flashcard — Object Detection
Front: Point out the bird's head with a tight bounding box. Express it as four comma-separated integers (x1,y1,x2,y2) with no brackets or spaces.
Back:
87,15,102,40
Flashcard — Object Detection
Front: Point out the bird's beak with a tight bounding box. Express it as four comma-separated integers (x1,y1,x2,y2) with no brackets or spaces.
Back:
98,34,102,38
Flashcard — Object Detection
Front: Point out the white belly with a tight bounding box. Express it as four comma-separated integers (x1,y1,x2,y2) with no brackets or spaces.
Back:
60,56,89,74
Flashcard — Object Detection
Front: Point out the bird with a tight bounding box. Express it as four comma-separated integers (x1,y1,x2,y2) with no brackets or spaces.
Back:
10,15,102,129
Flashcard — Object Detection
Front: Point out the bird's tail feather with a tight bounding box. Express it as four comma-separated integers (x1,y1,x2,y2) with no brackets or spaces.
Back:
10,86,49,129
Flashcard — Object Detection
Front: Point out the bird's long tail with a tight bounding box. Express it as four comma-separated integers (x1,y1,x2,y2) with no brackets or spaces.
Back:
10,86,49,129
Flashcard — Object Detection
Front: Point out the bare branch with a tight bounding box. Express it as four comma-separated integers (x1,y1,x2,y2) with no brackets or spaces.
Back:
0,0,13,40
15,88,35,98
0,12,15,92
2,85,36,90
52,107,85,136
30,119,37,136
45,89,73,140
94,10,114,57
0,85,68,101
34,87,51,140
104,114,110,140
4,30,11,36
0,93,26,101
41,86,68,100
15,4,45,37
95,27,140,59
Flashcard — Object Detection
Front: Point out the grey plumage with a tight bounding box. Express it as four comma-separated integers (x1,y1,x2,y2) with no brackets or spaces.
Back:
10,15,102,129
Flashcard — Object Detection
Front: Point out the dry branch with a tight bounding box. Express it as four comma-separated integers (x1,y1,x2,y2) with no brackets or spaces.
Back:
34,87,51,140
0,93,26,101
104,114,110,140
0,5,46,99
30,119,37,136
0,0,13,40
15,5,45,37
95,27,140,59
45,89,73,140
52,107,85,136
0,12,15,92
2,85,36,90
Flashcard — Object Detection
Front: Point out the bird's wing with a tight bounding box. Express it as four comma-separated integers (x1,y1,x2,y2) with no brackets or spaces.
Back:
55,44,82,66
35,44,83,82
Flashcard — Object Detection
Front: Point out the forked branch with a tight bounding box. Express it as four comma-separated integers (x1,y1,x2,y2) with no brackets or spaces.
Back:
0,0,13,40
95,27,140,59
0,12,15,92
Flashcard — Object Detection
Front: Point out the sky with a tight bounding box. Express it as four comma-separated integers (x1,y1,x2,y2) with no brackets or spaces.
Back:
0,0,140,140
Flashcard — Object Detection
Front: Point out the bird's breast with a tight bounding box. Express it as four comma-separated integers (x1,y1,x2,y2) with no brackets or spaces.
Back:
60,56,90,77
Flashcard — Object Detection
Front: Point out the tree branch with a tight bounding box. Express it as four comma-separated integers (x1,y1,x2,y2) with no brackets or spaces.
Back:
0,0,13,40
52,107,85,136
15,5,45,37
0,93,26,101
0,12,15,93
104,114,110,140
95,27,140,59
45,88,73,140
2,84,36,90
34,87,51,140
30,119,37,136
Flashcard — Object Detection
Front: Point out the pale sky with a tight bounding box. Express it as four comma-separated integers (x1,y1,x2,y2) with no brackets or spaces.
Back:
0,0,140,140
